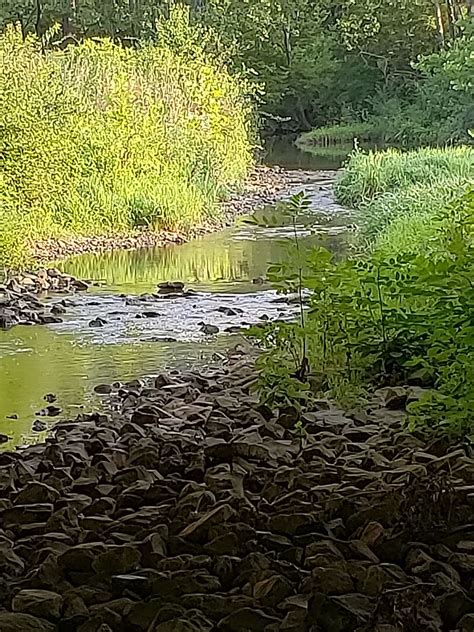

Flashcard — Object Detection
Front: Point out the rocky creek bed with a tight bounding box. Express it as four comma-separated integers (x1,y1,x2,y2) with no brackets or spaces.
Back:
0,269,90,331
0,351,473,631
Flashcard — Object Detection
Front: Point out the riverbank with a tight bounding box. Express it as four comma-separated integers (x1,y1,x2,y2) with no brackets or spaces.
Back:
0,27,254,269
0,351,473,631
29,166,315,265
252,146,474,437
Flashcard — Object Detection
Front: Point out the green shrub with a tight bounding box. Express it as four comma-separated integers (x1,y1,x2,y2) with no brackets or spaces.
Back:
0,9,253,267
252,150,474,437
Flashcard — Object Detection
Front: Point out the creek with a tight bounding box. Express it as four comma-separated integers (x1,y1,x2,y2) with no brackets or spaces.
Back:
0,142,352,448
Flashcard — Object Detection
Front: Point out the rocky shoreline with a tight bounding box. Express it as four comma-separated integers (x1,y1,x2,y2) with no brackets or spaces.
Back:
0,351,473,631
0,269,89,330
31,166,317,264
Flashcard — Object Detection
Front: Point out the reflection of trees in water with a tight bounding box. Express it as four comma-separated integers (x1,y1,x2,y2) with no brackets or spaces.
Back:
62,236,287,286
61,228,351,288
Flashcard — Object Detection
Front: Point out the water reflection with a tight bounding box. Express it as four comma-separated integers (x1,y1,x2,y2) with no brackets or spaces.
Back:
264,136,350,170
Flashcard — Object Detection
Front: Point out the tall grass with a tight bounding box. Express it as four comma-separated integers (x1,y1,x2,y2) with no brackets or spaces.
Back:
336,146,474,205
335,146,474,254
297,122,382,147
0,14,253,267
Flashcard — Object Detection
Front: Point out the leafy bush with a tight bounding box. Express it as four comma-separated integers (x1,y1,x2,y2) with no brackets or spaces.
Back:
252,151,474,437
0,8,253,267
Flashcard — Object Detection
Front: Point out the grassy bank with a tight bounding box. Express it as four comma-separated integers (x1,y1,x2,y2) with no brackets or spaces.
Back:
253,147,474,436
0,16,253,267
335,146,474,254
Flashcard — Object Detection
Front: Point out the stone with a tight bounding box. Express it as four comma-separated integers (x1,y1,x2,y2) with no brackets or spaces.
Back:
92,545,141,575
200,323,219,335
72,279,89,291
217,607,279,631
0,612,55,632
12,589,63,620
157,282,185,294
94,384,112,395
253,574,294,608
15,482,60,505
32,420,47,432
59,543,107,572
224,326,241,334
217,306,243,316
308,593,373,630
309,567,354,595
89,317,107,327
375,386,407,410
179,505,235,540
458,614,474,632
35,405,61,417
112,574,150,597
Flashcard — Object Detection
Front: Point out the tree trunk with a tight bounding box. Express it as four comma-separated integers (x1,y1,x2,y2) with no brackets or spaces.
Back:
446,0,458,38
434,1,446,48
35,0,41,35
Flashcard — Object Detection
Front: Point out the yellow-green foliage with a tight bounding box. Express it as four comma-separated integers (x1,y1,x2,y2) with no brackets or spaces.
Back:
0,10,253,267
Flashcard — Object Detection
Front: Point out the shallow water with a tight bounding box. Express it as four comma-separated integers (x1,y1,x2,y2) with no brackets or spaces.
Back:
0,144,352,448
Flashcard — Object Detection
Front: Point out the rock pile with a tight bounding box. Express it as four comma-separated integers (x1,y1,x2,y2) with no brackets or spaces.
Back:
0,270,88,330
0,354,473,631
4,269,88,294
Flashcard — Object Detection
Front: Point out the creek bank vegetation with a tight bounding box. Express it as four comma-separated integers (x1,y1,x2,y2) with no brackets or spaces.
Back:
250,147,474,437
0,8,253,268
29,166,314,264
0,353,473,631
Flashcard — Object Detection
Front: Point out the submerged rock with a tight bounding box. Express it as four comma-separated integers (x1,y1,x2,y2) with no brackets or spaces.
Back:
89,317,107,328
35,405,61,418
217,306,243,316
200,323,219,335
32,420,47,432
94,384,113,395
157,281,185,294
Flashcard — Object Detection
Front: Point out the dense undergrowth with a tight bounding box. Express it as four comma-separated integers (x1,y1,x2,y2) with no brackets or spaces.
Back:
252,147,474,437
0,9,253,267
298,24,474,149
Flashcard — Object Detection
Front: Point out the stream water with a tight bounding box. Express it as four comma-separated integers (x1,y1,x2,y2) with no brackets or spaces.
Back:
0,142,352,448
